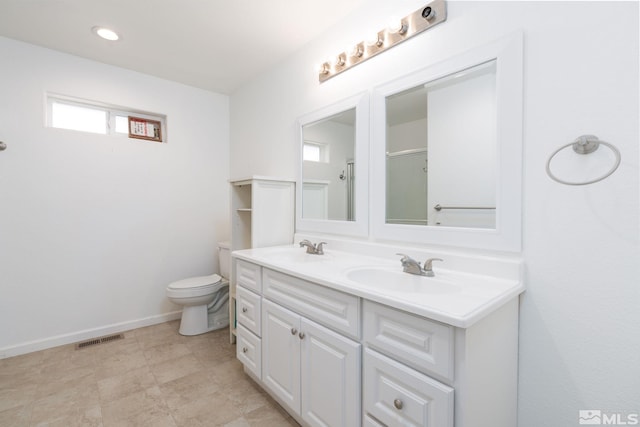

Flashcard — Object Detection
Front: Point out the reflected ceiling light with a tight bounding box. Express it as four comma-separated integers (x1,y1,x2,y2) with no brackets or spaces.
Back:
317,0,447,83
92,26,120,41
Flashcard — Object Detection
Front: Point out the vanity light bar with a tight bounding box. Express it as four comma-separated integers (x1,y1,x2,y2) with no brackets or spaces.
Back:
318,0,447,83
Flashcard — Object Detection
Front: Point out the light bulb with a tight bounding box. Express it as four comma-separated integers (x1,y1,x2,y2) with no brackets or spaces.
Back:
348,43,364,58
388,18,408,35
317,62,330,75
365,32,383,47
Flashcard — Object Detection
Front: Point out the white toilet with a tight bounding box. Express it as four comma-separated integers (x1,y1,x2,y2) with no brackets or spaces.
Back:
166,242,230,336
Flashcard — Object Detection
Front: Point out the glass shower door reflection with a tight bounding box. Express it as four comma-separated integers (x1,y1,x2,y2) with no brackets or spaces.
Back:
386,150,428,225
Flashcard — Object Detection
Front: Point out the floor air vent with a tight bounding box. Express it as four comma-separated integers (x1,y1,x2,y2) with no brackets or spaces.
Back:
75,333,124,350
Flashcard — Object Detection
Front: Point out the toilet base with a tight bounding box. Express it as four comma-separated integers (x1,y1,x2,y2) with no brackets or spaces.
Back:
178,303,230,336
179,305,210,336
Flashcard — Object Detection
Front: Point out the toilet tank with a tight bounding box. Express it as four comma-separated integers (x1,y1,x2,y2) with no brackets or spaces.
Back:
218,241,230,279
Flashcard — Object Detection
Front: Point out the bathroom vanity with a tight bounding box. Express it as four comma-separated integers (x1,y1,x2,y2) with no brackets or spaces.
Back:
231,31,525,427
232,244,524,427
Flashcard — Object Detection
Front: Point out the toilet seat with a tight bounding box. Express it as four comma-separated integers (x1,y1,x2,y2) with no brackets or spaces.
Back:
166,274,223,298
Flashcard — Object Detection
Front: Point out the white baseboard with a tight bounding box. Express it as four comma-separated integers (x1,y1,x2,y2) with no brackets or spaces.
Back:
0,311,182,359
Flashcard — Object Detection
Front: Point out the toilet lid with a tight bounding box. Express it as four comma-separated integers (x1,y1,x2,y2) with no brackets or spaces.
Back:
168,274,221,290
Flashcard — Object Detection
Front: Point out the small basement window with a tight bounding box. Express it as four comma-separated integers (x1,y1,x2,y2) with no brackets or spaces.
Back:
47,95,166,142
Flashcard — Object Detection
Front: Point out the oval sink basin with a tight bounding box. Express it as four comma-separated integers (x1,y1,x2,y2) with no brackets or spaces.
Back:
345,267,461,295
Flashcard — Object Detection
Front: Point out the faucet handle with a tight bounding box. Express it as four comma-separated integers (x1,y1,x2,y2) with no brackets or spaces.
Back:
396,252,410,266
396,253,417,264
423,258,443,276
316,242,327,255
396,253,409,264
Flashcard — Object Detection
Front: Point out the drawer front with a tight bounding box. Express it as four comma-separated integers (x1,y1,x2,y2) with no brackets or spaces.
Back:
363,300,454,382
236,324,261,379
363,348,454,427
236,285,261,337
236,260,262,293
263,268,360,339
363,415,386,427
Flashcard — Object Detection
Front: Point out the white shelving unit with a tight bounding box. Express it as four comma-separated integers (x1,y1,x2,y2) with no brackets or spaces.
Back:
229,176,295,343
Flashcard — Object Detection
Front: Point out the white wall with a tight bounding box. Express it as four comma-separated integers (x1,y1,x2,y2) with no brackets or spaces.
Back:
230,1,639,426
0,37,230,356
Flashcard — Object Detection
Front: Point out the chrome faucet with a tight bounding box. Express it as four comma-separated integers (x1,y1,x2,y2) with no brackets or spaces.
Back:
396,253,424,275
299,240,327,255
397,254,444,276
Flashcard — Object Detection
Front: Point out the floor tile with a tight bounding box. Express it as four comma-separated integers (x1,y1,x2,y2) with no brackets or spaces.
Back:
0,324,300,427
101,386,170,426
149,354,204,385
97,366,157,403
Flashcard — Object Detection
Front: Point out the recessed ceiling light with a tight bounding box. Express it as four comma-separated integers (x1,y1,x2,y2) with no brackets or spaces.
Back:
92,26,119,41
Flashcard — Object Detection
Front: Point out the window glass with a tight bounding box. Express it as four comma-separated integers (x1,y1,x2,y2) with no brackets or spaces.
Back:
47,94,166,142
303,143,321,162
51,102,107,134
114,115,129,134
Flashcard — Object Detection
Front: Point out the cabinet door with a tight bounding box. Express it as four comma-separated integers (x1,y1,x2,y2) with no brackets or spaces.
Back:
364,348,454,427
251,180,295,248
300,318,361,427
262,299,301,414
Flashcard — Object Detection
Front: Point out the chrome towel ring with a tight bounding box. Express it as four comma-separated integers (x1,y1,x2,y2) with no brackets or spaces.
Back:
546,135,621,186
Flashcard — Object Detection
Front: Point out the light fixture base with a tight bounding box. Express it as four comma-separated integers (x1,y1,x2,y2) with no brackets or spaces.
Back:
319,0,447,83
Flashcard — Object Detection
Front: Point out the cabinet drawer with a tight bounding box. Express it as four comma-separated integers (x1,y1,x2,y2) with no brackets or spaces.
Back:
363,348,454,427
236,260,262,293
263,268,360,339
364,415,386,427
236,324,261,379
236,286,261,337
363,301,454,382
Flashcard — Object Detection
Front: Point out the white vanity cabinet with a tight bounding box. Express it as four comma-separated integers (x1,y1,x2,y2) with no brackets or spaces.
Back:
362,299,519,427
363,301,454,426
232,255,520,427
235,260,263,378
236,260,362,427
261,267,362,427
262,299,361,427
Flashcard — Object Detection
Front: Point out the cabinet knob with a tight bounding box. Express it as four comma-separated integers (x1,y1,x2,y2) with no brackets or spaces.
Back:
242,307,248,313
298,332,306,340
242,347,248,353
393,399,403,410
291,328,298,335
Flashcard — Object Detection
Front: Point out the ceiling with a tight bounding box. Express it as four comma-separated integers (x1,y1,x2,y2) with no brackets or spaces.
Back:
0,0,366,94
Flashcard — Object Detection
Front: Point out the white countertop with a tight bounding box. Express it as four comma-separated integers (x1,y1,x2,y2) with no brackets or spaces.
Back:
232,244,525,328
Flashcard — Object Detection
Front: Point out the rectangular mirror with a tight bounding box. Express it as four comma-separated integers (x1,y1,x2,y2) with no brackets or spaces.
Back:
302,108,356,221
296,93,369,237
372,32,523,252
386,60,497,228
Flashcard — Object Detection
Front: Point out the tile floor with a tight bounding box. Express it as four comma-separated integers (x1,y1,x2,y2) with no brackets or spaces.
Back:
0,321,300,426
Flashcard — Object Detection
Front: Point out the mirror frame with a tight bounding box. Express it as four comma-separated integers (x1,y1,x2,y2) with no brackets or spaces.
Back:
371,32,523,252
296,92,370,237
